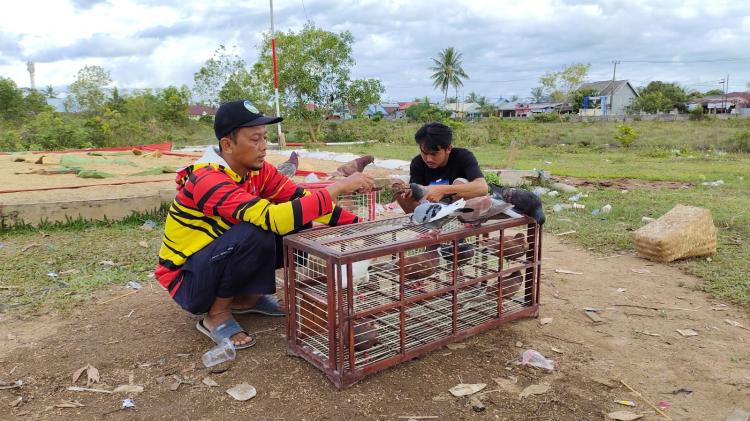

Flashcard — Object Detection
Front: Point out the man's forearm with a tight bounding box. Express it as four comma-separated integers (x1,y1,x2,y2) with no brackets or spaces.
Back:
443,179,488,199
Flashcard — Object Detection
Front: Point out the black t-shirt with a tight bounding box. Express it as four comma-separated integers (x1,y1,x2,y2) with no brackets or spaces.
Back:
409,148,484,186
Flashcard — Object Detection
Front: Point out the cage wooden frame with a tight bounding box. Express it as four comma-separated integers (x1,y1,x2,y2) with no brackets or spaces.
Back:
283,214,542,388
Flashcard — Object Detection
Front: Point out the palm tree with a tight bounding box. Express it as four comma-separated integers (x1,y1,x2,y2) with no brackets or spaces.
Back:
430,47,469,104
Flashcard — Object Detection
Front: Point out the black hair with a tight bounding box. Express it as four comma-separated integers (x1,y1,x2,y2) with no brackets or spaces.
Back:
414,122,452,152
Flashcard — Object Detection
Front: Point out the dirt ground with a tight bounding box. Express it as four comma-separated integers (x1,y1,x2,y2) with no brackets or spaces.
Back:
553,176,694,190
0,149,401,206
1,235,748,420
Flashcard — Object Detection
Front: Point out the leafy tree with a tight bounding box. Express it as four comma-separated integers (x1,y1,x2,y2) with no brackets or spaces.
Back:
107,86,127,113
466,91,479,103
538,63,590,102
571,88,599,111
405,103,447,122
530,87,544,103
252,23,366,142
342,78,384,117
44,85,57,99
632,81,688,113
193,45,253,107
156,85,192,122
430,47,469,104
0,77,24,119
703,89,724,96
64,65,112,113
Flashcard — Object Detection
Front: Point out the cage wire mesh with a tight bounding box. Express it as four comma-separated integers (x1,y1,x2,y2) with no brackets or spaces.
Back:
299,181,381,221
285,214,541,388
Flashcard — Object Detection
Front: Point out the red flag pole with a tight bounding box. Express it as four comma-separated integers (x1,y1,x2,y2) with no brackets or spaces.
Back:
270,0,285,147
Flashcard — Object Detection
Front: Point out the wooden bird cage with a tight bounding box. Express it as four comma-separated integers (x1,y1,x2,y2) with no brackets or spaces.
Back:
283,214,542,388
299,181,380,221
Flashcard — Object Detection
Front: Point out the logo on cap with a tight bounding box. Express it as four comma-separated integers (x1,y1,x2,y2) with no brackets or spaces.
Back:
244,100,260,114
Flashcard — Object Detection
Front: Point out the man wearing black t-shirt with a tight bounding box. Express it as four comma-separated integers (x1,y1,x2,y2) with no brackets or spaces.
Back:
393,122,488,213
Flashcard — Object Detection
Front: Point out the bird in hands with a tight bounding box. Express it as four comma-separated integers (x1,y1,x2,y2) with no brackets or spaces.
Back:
335,155,374,177
411,198,472,236
276,151,299,178
458,196,514,227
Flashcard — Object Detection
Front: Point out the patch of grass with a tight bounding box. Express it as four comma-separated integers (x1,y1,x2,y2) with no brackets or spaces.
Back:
0,208,167,314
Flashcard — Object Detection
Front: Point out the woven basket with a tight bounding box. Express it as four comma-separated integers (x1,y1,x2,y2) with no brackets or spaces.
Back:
633,204,717,262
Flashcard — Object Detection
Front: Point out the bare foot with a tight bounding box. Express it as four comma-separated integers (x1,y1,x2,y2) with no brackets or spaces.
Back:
231,294,284,312
202,311,253,347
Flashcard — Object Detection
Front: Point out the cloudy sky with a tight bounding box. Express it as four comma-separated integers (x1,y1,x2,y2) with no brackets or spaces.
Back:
1,0,749,103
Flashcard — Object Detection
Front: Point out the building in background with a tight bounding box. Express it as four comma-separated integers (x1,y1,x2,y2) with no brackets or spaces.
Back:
578,80,638,116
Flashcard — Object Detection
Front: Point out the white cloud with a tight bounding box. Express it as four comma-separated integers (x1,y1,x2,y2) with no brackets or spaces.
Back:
0,0,748,100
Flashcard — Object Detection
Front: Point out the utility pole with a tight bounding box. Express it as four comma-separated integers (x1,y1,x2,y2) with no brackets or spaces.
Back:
26,61,35,90
269,0,285,147
611,60,620,82
724,74,729,114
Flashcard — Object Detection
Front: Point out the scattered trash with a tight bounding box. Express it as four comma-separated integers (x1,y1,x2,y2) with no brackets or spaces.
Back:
492,377,521,394
469,396,486,412
635,330,660,337
614,400,636,407
607,411,643,420
547,191,559,197
113,384,143,394
0,243,3,250
519,383,550,398
555,230,576,236
670,388,693,396
555,269,584,275
226,383,257,401
21,243,41,253
657,400,671,410
552,204,564,213
585,310,604,323
202,338,236,368
55,400,85,408
723,408,749,421
446,343,466,350
67,386,113,394
700,180,724,187
641,217,655,224
724,319,750,331
0,380,23,390
140,220,157,231
532,187,549,197
550,347,563,354
538,317,553,326
72,364,100,386
175,353,191,358
568,193,584,202
59,269,80,275
138,241,149,248
99,260,116,266
126,281,143,290
515,341,523,348
602,204,612,213
47,271,58,278
521,349,556,371
616,288,627,293
304,172,320,182
122,398,135,410
676,329,699,337
202,377,219,387
572,203,586,210
448,383,486,397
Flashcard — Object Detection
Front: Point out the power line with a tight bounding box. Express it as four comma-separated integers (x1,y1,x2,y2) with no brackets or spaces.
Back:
618,57,750,64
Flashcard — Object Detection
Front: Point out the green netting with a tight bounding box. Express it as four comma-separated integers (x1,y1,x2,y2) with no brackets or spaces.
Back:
76,169,115,179
130,166,176,176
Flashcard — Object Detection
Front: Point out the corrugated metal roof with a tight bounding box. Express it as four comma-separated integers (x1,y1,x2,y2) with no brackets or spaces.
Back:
579,80,636,97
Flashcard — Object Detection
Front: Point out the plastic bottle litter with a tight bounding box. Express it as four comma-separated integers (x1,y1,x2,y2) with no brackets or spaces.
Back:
700,180,724,187
202,338,237,368
547,191,559,197
552,204,563,213
592,209,600,215
141,220,157,230
520,349,556,370
601,204,612,213
572,203,585,210
568,193,582,202
532,187,549,197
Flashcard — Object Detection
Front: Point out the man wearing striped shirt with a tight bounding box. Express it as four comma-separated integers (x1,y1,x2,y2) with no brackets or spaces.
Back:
156,100,373,350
